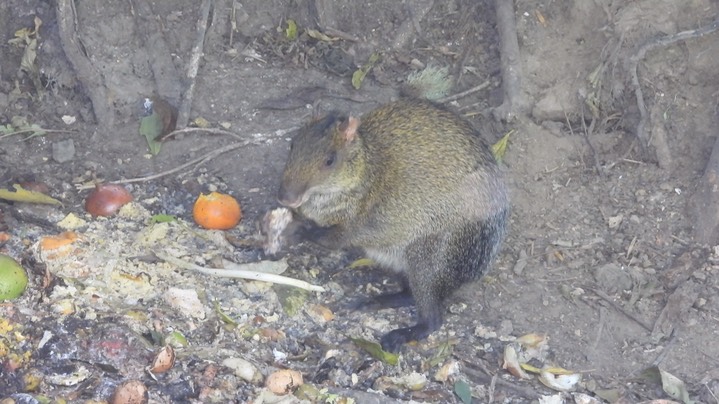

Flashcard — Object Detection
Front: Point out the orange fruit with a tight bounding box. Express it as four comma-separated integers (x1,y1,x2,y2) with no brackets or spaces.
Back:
192,192,242,230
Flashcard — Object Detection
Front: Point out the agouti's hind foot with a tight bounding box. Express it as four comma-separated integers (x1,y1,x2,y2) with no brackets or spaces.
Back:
380,323,433,352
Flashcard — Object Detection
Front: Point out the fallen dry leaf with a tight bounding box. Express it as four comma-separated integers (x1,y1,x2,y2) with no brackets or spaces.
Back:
149,345,176,374
0,184,62,205
39,231,79,251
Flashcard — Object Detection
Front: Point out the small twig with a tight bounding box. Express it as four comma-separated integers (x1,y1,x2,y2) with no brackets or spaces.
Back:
177,0,213,128
590,306,606,353
590,288,653,332
162,126,246,142
705,382,719,404
391,0,434,50
0,129,78,141
324,27,360,42
488,373,498,403
155,252,326,292
580,105,602,175
229,1,236,48
436,80,491,104
111,140,252,186
630,18,719,150
650,328,677,367
461,359,541,400
80,126,293,188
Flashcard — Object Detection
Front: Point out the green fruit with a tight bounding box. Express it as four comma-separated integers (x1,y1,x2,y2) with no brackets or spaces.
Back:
0,254,28,300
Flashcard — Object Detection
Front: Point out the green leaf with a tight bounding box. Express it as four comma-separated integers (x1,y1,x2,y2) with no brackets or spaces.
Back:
0,184,62,205
151,214,176,223
21,123,46,140
351,53,380,90
0,124,14,134
214,300,238,326
348,258,375,269
306,29,337,42
275,285,309,317
454,380,473,404
659,367,694,404
139,112,163,155
11,116,29,128
165,331,188,348
491,129,513,162
351,337,399,365
285,19,297,40
351,69,366,90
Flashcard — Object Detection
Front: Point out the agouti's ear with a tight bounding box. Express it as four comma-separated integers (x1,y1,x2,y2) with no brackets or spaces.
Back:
339,116,360,143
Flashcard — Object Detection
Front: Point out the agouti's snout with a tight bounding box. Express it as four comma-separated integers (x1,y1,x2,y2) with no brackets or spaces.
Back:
277,184,303,209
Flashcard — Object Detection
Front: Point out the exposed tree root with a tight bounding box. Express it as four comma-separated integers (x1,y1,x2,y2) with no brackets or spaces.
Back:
492,0,527,121
690,132,719,245
177,0,214,129
55,0,114,128
629,18,719,168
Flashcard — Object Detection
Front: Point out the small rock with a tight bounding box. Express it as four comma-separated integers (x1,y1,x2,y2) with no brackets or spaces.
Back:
497,320,514,336
57,213,88,230
513,250,528,276
222,357,263,384
52,139,75,163
163,288,206,319
474,324,497,339
434,360,460,382
541,120,565,136
607,215,623,229
532,83,574,121
593,263,633,293
659,182,673,191
695,297,707,308
448,302,467,314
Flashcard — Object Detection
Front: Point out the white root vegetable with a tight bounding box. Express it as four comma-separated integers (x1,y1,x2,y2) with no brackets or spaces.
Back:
156,252,325,293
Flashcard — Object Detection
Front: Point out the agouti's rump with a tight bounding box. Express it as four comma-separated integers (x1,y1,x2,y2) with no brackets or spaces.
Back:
278,99,509,352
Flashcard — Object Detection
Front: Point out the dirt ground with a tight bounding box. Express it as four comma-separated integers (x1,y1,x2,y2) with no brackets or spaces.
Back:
1,0,719,403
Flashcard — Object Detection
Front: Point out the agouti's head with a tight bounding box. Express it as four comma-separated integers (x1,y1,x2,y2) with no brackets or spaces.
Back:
278,113,362,209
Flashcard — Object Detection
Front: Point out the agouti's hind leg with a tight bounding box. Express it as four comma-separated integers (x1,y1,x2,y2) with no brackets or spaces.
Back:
379,289,443,352
380,247,448,352
349,276,414,310
370,290,414,309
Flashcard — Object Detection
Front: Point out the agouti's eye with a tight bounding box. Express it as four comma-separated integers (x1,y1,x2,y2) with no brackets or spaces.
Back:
325,152,336,167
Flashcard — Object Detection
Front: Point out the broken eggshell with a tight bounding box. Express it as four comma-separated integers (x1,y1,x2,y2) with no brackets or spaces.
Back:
148,345,176,374
111,379,148,404
265,369,304,395
538,368,582,392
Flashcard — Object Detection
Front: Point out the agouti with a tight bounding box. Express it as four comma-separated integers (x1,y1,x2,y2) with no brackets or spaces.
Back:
278,98,509,352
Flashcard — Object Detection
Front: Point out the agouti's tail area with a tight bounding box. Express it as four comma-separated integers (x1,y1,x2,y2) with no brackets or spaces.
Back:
380,210,509,352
